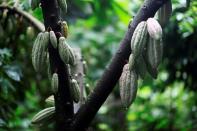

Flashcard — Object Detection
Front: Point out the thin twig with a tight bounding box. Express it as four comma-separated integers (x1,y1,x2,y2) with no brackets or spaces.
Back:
0,5,44,31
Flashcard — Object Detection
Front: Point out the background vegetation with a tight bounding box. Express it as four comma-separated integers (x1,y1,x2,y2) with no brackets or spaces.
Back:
0,0,197,130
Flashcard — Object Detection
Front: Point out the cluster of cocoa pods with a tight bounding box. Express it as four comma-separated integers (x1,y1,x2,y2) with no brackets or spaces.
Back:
119,1,172,108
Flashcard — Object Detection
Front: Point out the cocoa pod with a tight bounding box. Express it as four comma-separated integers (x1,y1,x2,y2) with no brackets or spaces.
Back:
45,95,54,105
67,44,76,66
32,32,48,72
61,21,68,38
70,79,80,103
31,107,55,126
51,73,58,93
131,21,148,61
143,37,163,79
49,31,57,49
58,37,69,64
119,64,138,108
147,18,162,40
128,54,135,70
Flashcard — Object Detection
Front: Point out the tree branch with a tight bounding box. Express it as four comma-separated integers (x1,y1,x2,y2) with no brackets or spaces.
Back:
0,5,44,31
40,0,73,130
71,0,169,130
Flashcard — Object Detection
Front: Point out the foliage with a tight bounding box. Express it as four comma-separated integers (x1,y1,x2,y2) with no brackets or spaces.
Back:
0,0,197,130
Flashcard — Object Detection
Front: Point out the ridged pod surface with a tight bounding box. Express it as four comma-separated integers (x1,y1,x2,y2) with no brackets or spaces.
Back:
128,54,135,70
147,18,162,40
143,38,163,79
158,0,172,27
51,73,58,93
31,107,55,126
70,79,80,103
43,32,50,49
32,32,48,72
49,31,57,49
58,37,69,64
131,21,148,61
61,21,68,38
57,0,67,13
119,64,138,108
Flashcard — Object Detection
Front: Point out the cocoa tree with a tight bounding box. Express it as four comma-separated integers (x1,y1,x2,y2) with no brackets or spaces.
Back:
36,0,170,130
0,0,172,130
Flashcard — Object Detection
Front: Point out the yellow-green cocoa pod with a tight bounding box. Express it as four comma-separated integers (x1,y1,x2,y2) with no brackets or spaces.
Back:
158,0,172,27
51,73,58,93
119,64,138,108
67,45,76,66
30,0,40,10
61,21,68,38
32,32,47,72
45,95,54,105
70,79,80,103
58,37,69,64
135,56,147,79
57,0,67,13
49,31,57,49
31,107,55,126
131,21,148,61
147,18,162,40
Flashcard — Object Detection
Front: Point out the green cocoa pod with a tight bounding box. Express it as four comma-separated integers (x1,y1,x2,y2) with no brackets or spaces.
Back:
158,0,172,27
45,95,54,105
147,18,162,40
30,0,40,10
32,32,47,72
42,31,50,50
67,44,76,66
131,21,148,61
143,38,163,79
57,0,67,13
61,21,68,38
119,64,138,108
49,31,57,49
51,73,58,93
135,56,147,79
58,37,69,64
31,107,55,126
70,79,80,103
